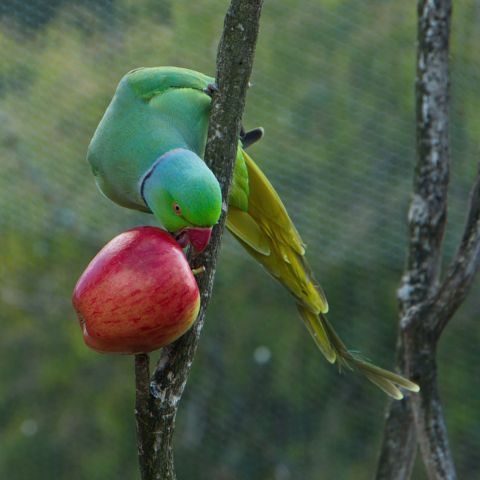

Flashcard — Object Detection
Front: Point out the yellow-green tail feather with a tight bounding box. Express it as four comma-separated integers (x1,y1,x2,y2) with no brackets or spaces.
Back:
227,149,419,399
297,306,419,398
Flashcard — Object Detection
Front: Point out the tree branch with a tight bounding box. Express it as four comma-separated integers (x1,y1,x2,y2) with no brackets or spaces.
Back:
135,353,155,479
134,1,264,479
398,165,480,480
375,397,417,480
429,166,480,337
376,1,456,479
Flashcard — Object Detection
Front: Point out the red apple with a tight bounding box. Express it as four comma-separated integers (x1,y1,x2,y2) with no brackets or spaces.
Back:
72,226,200,354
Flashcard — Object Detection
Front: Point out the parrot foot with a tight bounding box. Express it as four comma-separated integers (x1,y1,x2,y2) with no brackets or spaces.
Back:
191,266,206,276
204,82,219,97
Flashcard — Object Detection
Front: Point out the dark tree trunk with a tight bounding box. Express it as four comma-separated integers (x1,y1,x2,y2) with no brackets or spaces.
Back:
133,1,264,479
377,2,480,479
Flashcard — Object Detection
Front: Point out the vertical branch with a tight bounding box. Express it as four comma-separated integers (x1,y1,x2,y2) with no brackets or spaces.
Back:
134,1,264,479
410,165,480,478
375,397,417,480
375,0,480,477
135,353,154,478
401,1,456,476
376,1,454,479
407,0,452,304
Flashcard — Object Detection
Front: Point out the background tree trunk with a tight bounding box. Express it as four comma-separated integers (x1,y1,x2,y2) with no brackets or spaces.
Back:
377,1,480,478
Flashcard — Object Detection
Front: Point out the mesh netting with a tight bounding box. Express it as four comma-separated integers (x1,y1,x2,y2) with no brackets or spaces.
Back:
1,1,479,479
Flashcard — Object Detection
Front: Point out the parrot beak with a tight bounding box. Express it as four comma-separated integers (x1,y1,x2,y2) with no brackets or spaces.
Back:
175,227,213,254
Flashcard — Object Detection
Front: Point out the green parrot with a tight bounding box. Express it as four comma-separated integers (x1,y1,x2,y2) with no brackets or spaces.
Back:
87,66,419,399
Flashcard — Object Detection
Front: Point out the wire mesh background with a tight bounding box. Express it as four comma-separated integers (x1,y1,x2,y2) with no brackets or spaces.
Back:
1,1,479,479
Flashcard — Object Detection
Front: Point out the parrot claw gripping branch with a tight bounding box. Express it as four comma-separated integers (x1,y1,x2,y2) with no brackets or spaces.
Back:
87,66,419,399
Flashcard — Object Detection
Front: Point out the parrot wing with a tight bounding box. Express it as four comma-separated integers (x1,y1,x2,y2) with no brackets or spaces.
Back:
127,66,213,101
226,150,419,399
226,150,328,314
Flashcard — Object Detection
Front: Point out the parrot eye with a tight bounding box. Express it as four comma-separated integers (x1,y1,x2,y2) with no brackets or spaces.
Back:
172,202,182,216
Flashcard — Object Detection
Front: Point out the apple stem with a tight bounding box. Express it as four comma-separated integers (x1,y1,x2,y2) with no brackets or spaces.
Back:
191,266,206,276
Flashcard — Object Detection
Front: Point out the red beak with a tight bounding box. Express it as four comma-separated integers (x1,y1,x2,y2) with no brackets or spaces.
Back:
175,227,213,254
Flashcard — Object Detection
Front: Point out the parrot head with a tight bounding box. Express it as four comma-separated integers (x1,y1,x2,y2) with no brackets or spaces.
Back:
141,148,222,253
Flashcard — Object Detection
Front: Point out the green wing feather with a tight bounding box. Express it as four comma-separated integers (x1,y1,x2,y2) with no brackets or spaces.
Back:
228,147,250,212
127,66,213,100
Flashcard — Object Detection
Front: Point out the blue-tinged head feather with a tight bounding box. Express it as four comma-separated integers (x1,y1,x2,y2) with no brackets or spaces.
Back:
141,148,222,232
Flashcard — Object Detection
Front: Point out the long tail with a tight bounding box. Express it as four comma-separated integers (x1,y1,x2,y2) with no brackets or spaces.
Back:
227,150,419,399
297,306,418,399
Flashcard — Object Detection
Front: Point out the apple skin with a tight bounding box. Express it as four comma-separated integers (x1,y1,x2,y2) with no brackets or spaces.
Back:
72,226,200,354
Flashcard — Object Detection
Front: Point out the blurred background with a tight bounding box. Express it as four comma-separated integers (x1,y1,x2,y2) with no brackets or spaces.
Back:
1,1,479,479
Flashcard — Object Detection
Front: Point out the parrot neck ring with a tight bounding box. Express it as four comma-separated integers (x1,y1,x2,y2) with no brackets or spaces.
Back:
139,149,182,204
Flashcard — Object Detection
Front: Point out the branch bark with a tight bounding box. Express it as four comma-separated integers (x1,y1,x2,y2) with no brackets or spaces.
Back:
134,1,264,479
135,353,155,478
376,2,480,479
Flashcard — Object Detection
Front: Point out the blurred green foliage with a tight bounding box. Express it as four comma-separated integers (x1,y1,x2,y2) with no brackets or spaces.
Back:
1,1,479,479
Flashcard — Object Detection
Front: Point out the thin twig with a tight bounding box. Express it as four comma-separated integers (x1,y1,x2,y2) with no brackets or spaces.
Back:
134,1,264,479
